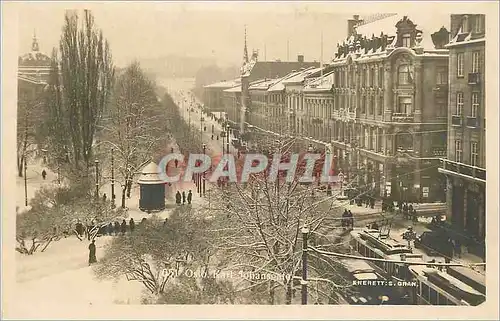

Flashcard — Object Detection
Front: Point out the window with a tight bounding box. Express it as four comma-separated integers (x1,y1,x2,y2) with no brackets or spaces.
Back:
455,140,462,163
436,67,448,85
472,51,480,73
462,16,469,33
370,68,375,87
378,67,384,87
436,101,447,117
471,92,479,117
473,15,484,33
398,65,412,85
457,53,464,77
378,96,383,115
369,97,374,115
456,92,464,115
362,96,366,114
471,142,478,166
371,128,377,150
402,34,411,47
398,97,412,114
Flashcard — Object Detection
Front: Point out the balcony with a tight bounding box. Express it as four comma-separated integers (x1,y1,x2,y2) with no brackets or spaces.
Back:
451,115,462,126
391,113,414,122
432,148,447,157
438,158,486,184
468,72,480,85
466,116,479,128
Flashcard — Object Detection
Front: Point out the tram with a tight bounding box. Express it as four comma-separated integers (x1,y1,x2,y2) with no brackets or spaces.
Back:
337,258,405,305
349,228,486,306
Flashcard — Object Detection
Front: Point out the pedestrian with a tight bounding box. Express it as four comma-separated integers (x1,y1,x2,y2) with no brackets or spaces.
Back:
182,191,186,204
216,135,219,140
175,191,182,205
348,210,354,229
88,240,97,265
171,147,174,153
102,193,107,202
341,209,348,228
174,159,179,168
120,219,127,235
107,222,113,236
41,169,47,180
163,217,168,227
211,134,214,140
187,190,193,204
75,220,83,237
129,218,135,233
113,221,120,235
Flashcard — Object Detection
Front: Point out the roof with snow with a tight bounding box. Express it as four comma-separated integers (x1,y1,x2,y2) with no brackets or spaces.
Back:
137,162,163,185
332,14,450,64
204,78,241,89
240,54,320,83
303,71,335,93
355,13,449,51
282,67,324,84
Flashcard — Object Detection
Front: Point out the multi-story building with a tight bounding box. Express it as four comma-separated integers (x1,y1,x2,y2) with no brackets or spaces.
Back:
327,14,450,201
203,78,241,114
438,14,486,254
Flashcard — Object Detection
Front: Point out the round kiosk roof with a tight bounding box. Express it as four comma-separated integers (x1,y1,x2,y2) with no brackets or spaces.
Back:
137,161,164,185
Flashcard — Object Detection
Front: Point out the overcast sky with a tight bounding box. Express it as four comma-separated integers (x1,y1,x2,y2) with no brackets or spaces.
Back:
14,2,479,68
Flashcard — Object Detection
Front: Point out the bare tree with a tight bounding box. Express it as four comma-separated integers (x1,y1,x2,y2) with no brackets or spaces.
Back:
58,9,114,171
16,182,126,255
99,62,167,208
94,207,212,300
205,137,351,304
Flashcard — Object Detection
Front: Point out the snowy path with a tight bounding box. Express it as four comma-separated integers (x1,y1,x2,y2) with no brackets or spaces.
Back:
16,235,144,305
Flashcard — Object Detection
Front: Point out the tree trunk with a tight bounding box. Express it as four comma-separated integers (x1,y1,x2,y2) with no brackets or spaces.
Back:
285,281,292,305
121,184,127,208
269,280,275,305
18,156,24,177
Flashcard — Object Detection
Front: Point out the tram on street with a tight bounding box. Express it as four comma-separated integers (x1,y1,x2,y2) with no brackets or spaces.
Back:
348,228,486,305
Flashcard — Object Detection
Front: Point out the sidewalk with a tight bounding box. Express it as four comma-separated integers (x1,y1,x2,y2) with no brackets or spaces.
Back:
16,158,58,209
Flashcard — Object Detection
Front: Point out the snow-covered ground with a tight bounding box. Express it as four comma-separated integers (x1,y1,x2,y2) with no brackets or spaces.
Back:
16,235,144,305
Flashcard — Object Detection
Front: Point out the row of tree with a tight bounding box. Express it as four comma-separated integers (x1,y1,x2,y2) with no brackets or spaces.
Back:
16,9,171,253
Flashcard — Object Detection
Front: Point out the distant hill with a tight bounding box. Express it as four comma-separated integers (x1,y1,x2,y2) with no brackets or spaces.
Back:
138,54,217,79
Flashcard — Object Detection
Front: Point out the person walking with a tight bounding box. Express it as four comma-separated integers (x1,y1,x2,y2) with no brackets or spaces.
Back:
102,193,107,202
120,219,127,235
113,221,120,236
129,218,135,233
107,222,114,236
41,169,47,180
175,191,182,205
88,240,97,265
174,159,179,168
187,190,193,204
182,191,186,205
75,220,84,239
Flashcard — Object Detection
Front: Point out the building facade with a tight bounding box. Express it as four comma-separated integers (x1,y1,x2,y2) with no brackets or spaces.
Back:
18,33,52,83
438,14,486,251
326,14,450,201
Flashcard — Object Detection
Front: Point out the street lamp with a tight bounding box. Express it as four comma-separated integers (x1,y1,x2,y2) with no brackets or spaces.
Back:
301,224,310,305
226,124,230,156
95,160,100,200
202,143,206,197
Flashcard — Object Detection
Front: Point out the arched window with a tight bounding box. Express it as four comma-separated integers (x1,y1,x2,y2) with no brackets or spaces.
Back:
395,132,414,152
398,65,412,85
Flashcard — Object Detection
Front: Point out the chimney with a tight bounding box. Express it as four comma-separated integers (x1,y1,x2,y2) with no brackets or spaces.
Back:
347,15,363,37
297,55,304,63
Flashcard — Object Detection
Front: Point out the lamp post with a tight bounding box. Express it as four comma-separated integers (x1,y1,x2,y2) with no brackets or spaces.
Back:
202,143,206,197
111,148,115,207
95,160,100,200
301,224,309,305
226,124,230,156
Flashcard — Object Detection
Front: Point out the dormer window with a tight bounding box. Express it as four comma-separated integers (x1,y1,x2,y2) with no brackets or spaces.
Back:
462,15,469,33
402,34,411,47
473,15,484,34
